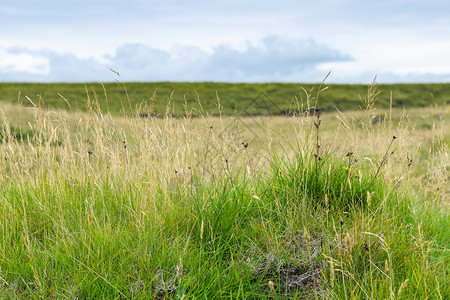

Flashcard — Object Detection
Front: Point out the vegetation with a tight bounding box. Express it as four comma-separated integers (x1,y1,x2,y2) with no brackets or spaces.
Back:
0,81,449,117
0,81,448,298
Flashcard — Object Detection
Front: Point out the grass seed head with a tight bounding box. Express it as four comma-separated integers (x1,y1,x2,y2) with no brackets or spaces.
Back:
200,219,204,240
367,191,372,208
398,278,409,296
345,233,352,254
304,226,311,252
329,259,335,288
268,280,275,292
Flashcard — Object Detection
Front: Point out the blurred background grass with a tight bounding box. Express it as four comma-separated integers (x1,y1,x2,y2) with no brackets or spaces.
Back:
1,82,449,117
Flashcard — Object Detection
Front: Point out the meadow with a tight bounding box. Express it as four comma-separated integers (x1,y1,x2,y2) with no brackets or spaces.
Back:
0,81,448,299
1,81,449,117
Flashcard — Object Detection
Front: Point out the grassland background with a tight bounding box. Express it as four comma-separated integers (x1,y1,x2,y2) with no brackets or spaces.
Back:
1,82,449,117
0,82,448,299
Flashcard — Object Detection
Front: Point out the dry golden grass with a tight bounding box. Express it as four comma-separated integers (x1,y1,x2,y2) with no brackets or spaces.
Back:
1,101,448,205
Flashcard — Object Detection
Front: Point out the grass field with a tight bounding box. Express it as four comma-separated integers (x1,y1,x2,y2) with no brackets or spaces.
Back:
0,82,449,298
1,81,449,117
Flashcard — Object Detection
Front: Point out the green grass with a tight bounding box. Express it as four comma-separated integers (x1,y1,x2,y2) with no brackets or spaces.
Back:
1,82,449,117
1,137,447,298
0,83,448,298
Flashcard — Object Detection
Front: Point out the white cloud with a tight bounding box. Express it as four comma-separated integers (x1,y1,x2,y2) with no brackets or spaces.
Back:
0,47,49,75
3,37,450,83
0,36,352,82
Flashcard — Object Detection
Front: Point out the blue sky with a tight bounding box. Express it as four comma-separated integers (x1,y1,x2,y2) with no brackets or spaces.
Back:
1,0,450,83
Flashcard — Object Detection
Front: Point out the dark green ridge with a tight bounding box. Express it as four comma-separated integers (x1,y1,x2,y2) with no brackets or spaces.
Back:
0,82,448,117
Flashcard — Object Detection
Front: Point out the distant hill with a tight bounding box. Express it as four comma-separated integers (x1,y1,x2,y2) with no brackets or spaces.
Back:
0,82,448,117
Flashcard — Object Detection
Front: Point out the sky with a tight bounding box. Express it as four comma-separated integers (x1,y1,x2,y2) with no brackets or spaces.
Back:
1,0,450,83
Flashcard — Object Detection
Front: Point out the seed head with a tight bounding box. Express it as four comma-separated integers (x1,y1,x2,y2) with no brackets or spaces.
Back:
303,227,312,253
314,120,321,128
345,233,352,254
397,279,409,296
268,280,275,292
363,243,369,252
407,159,413,167
329,259,335,288
200,219,204,240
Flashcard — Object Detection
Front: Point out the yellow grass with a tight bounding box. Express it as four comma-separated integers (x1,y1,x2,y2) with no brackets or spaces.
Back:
1,101,448,207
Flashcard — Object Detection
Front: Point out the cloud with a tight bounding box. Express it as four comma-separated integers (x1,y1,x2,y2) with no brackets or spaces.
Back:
0,36,351,82
205,36,351,80
0,46,108,82
0,54,49,75
2,37,450,83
